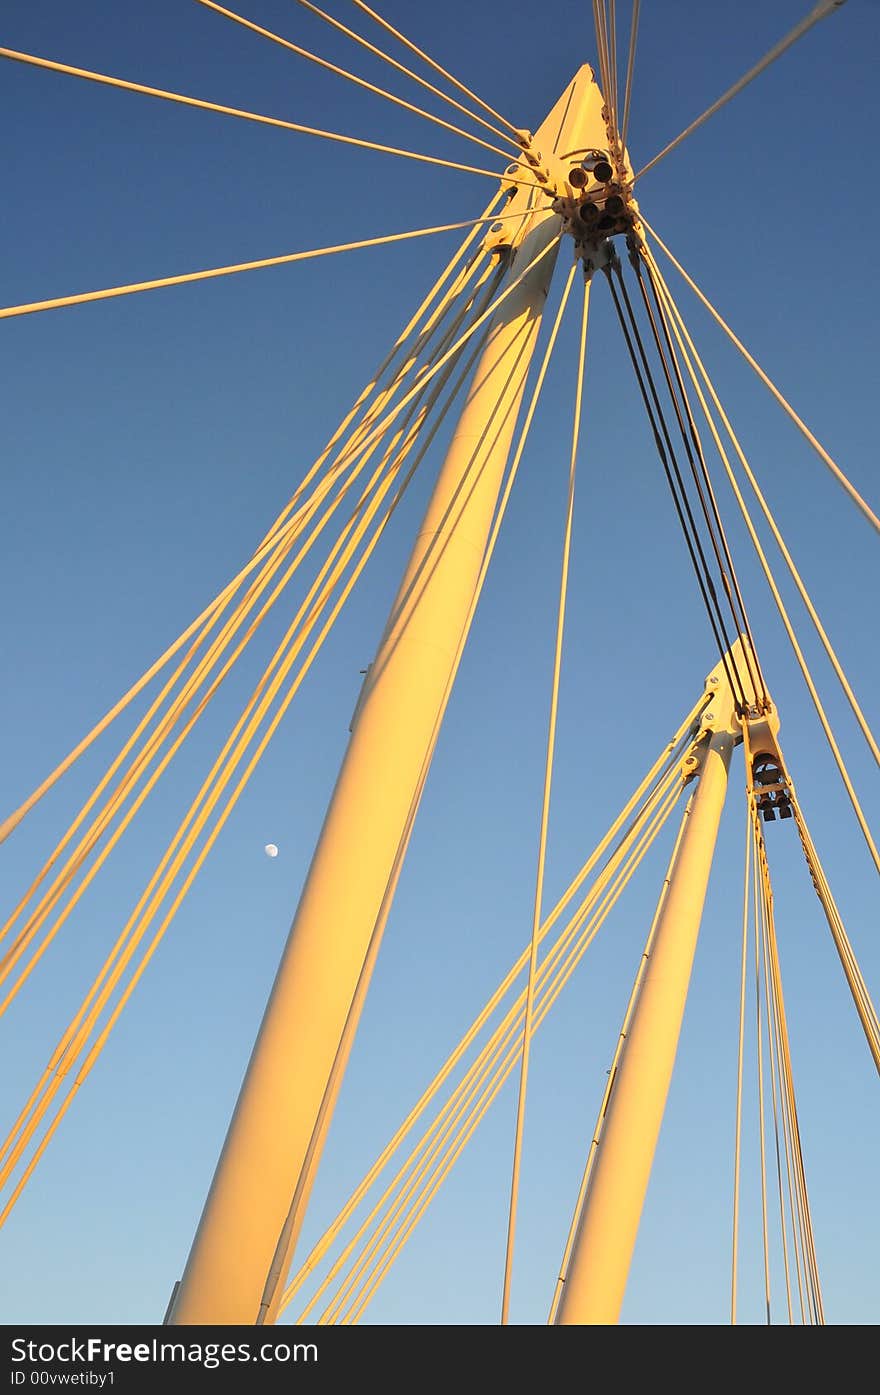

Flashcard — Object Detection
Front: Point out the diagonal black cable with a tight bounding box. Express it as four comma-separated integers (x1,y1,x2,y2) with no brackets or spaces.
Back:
602,258,745,708
620,256,750,710
636,251,770,711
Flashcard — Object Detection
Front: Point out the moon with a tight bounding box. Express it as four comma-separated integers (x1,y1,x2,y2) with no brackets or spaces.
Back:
264,843,279,859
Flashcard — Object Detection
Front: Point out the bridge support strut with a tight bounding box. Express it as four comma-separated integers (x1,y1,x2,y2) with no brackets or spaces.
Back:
554,643,753,1324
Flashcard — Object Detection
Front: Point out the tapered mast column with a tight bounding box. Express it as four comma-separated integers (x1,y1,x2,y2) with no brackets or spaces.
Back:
555,648,747,1324
171,67,610,1326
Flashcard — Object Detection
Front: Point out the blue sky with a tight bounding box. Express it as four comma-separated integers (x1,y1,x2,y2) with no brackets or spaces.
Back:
1,0,878,1326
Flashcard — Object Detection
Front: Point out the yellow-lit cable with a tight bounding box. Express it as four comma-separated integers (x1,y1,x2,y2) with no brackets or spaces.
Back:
325,777,685,1324
0,244,497,948
592,2,611,112
730,799,751,1325
0,237,548,1020
0,205,499,843
0,432,423,1212
338,782,684,1324
280,708,703,1314
549,782,695,1324
621,0,640,145
640,217,880,534
500,272,588,1325
1,259,501,1006
755,817,807,1323
246,237,565,574
296,766,686,1322
0,210,527,322
0,261,498,997
751,813,772,1324
292,0,521,150
758,814,825,1321
608,0,619,128
260,259,581,1322
0,410,429,1182
755,819,795,1322
257,193,502,549
299,764,686,1324
7,321,490,1205
791,799,880,1068
636,2,848,180
0,277,498,1215
0,47,548,190
197,1,521,165
642,247,879,770
645,252,880,876
348,0,523,139
769,932,824,1322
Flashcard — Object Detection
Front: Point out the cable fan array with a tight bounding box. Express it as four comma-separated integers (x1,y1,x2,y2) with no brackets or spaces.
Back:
0,206,562,1224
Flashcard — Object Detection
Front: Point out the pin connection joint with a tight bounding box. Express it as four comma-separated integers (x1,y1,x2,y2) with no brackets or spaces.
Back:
550,149,637,275
743,707,793,824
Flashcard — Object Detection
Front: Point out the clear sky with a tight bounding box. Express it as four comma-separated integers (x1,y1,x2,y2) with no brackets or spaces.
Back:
1,0,878,1327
